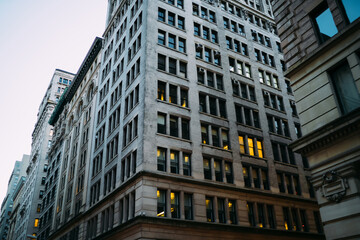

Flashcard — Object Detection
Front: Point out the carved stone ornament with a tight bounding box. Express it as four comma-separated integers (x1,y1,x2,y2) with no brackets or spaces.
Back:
321,171,348,203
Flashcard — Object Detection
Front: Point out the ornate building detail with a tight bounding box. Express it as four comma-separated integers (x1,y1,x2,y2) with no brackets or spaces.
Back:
321,171,348,203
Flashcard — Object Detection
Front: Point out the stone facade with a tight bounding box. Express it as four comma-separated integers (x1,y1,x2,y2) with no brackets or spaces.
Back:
271,0,360,239
40,0,325,239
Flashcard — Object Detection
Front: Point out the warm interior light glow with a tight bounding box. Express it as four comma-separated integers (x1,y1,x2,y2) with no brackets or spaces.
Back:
157,190,160,198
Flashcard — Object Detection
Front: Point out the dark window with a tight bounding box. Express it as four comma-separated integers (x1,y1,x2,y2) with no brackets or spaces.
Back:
218,198,226,223
247,202,256,226
158,54,166,71
214,159,222,182
157,113,166,134
331,62,360,114
184,194,193,220
170,116,178,137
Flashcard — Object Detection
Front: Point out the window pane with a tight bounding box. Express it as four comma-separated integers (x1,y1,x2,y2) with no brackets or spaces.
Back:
341,0,360,23
314,6,338,43
157,190,166,217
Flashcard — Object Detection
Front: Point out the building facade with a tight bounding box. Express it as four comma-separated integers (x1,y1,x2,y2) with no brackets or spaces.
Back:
271,0,360,239
0,155,29,240
10,70,74,240
43,0,324,239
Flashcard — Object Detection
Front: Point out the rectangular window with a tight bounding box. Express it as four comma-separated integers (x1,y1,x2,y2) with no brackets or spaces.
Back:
157,190,166,217
157,148,166,171
331,62,360,114
170,150,179,174
206,197,214,222
157,113,166,134
184,194,193,220
218,198,226,223
229,200,237,224
203,158,211,180
183,153,191,176
170,192,180,218
313,2,338,44
247,202,256,226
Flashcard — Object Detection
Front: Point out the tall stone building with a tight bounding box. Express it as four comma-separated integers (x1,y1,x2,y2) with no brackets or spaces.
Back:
35,37,102,240
271,0,360,239
0,155,29,240
10,70,74,240
43,0,323,239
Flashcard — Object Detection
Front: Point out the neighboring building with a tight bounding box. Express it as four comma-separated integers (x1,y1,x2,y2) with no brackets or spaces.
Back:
271,0,360,239
0,155,29,240
10,70,74,240
36,37,102,240
46,0,323,239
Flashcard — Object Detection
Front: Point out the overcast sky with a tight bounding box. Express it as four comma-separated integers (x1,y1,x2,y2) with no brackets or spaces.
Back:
0,0,107,204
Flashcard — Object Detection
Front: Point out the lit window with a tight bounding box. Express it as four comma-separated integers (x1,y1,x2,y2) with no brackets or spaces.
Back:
157,190,166,217
34,218,39,227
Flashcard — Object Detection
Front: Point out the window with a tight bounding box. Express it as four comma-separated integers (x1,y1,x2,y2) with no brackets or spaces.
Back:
229,57,252,78
157,148,166,171
157,54,187,78
206,197,214,222
238,135,264,158
272,141,296,164
199,93,227,118
263,91,284,111
267,115,290,137
170,150,179,173
170,192,180,218
184,193,193,220
203,157,233,183
312,2,338,44
277,172,301,195
157,190,166,217
232,81,256,102
197,67,223,90
218,198,226,223
183,153,191,176
195,44,221,66
157,112,190,140
226,36,248,56
235,104,260,128
201,124,230,149
247,202,256,226
157,81,188,107
330,62,360,114
341,0,360,23
228,200,237,224
314,211,324,233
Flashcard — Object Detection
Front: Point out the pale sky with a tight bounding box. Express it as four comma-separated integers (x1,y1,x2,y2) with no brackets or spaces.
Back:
0,0,107,205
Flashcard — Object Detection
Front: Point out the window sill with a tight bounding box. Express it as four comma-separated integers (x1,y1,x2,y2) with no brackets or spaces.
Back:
194,35,220,46
236,122,262,132
240,153,267,161
192,14,217,25
156,99,191,111
122,136,139,151
159,0,185,12
224,28,247,39
157,43,188,56
201,143,232,152
157,69,189,82
156,133,192,143
157,20,186,33
197,82,226,94
229,71,253,81
227,48,250,59
199,111,229,122
260,82,281,92
274,161,298,169
264,105,286,114
196,57,222,69
232,94,258,104
269,132,292,140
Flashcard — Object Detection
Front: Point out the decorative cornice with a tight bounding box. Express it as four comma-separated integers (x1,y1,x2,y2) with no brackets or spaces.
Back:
49,37,103,126
290,109,360,155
